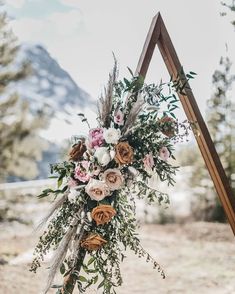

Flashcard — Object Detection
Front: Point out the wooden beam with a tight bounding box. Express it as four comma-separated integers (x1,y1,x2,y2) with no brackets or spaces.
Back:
136,12,235,235
135,13,161,76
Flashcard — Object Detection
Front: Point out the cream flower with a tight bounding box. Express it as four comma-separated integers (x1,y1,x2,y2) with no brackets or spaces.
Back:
85,178,110,201
94,147,111,166
102,168,124,190
67,189,79,202
103,128,121,144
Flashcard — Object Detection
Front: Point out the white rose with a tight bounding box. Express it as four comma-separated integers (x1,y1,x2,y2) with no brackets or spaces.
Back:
94,147,111,166
67,189,79,202
103,128,121,144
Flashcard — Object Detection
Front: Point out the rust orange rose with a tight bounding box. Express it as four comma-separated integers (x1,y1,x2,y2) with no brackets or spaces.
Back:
158,116,176,138
115,141,133,165
91,205,116,225
69,140,86,161
81,234,107,251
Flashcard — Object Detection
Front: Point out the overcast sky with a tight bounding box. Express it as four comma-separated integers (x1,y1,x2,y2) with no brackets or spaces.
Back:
4,0,235,140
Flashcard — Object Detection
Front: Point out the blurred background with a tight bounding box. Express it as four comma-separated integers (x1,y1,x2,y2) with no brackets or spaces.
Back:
0,0,235,293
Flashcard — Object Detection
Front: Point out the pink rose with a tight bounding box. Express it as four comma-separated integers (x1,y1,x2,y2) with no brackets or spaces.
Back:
88,128,104,149
114,109,124,126
74,161,90,183
85,178,110,201
143,153,154,172
159,147,170,161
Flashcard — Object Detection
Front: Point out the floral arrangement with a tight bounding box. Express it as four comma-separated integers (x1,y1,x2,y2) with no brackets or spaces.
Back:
30,62,194,294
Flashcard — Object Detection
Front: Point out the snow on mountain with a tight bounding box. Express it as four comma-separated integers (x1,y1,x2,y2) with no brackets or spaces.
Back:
11,43,97,178
11,42,98,145
15,43,94,115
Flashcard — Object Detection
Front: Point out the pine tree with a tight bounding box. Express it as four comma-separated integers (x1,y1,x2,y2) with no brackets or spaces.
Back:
208,57,235,183
221,0,235,28
0,9,48,182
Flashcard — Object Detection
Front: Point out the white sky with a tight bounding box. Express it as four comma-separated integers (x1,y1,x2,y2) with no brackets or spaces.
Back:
4,0,235,141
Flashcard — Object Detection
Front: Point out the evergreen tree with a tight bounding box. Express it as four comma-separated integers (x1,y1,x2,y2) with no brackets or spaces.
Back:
207,57,235,190
221,0,235,28
0,9,48,182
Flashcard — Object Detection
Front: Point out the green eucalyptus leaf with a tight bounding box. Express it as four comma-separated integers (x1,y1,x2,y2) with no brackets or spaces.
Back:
57,178,63,188
169,112,176,119
51,284,63,288
78,275,88,283
87,257,95,266
93,275,98,284
124,78,130,87
127,67,134,77
98,279,105,289
60,263,65,275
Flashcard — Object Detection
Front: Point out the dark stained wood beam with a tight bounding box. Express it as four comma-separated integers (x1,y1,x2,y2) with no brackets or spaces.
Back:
136,12,235,235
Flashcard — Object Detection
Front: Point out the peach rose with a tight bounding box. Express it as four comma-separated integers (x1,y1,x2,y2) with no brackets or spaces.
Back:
91,205,116,225
69,140,86,161
115,141,133,165
81,233,107,251
102,168,124,190
85,178,110,201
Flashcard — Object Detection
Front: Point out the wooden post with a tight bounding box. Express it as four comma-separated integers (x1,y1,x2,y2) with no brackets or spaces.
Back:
60,248,86,294
135,12,235,235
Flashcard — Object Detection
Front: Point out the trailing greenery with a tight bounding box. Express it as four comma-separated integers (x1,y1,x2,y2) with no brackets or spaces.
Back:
31,65,192,294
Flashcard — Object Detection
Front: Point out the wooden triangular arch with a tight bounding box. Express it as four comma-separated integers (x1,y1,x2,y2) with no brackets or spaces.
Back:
136,12,235,235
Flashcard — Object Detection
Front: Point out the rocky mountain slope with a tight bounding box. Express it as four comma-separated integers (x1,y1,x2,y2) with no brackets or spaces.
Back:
15,43,94,115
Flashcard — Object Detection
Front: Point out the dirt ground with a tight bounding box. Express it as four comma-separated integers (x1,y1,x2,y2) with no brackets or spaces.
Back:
0,191,234,294
0,220,234,294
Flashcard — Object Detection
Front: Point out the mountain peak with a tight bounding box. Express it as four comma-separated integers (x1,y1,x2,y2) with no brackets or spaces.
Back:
16,42,94,113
